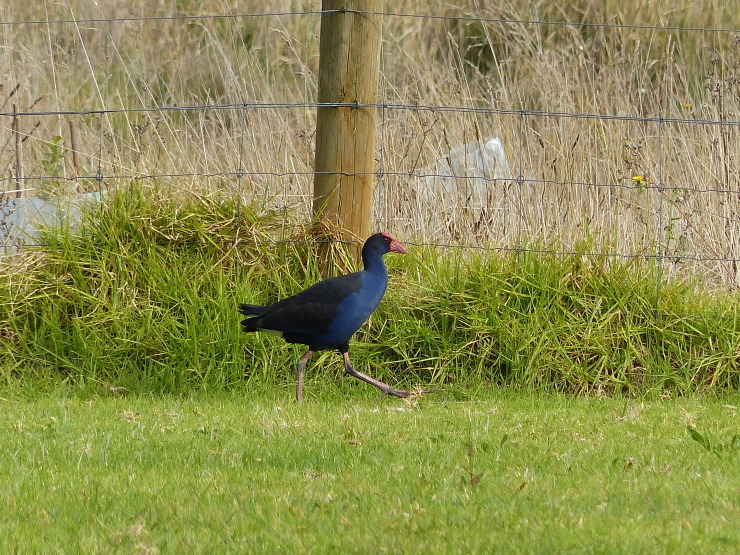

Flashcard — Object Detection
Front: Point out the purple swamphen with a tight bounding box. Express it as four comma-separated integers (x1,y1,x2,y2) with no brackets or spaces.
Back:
239,233,422,401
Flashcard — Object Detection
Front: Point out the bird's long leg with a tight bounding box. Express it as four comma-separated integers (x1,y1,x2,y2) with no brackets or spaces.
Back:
342,352,414,399
296,350,314,401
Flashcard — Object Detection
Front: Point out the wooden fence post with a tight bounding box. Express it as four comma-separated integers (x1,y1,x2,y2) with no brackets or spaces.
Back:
313,0,382,266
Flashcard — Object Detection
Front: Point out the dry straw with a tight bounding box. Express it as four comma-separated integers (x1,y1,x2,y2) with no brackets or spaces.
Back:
1,0,738,286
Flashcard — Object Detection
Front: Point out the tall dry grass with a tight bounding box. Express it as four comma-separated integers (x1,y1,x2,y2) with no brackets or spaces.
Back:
0,0,738,285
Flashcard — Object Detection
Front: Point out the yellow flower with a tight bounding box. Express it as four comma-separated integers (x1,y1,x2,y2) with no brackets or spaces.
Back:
632,175,645,184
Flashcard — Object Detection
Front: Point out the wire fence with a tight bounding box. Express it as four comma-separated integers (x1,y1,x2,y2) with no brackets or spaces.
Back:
1,5,739,292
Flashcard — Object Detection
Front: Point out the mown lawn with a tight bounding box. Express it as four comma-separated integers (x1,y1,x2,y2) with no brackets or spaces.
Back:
1,387,737,553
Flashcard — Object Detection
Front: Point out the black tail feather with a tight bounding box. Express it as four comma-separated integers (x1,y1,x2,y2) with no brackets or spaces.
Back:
238,303,267,316
239,303,267,332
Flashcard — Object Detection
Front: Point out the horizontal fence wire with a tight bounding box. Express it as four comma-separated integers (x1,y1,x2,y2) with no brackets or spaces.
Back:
2,102,737,126
2,171,739,195
1,8,738,33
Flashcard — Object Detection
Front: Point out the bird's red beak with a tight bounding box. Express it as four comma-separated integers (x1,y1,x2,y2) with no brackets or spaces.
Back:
389,237,408,254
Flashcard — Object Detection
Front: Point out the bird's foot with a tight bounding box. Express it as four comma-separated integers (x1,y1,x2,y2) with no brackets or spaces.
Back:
342,356,436,401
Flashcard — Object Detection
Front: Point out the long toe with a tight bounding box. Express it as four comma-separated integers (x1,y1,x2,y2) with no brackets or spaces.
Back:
378,387,412,399
417,388,438,396
390,388,411,398
382,387,437,400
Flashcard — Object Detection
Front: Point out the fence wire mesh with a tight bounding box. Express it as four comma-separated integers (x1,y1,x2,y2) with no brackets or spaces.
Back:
1,4,738,291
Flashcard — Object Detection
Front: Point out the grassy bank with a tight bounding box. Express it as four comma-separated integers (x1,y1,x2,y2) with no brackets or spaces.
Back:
0,391,737,552
1,185,737,395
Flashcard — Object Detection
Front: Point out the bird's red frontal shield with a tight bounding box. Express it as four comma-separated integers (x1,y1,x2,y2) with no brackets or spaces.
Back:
382,233,408,254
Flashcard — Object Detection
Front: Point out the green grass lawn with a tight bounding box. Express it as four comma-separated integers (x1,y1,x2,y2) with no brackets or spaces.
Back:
1,388,737,553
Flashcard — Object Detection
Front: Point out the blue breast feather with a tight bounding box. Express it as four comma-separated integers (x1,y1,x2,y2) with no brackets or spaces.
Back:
324,270,387,343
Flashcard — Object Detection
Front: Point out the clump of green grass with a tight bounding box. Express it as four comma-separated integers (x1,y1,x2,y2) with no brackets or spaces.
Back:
1,184,737,395
375,244,739,394
1,184,291,392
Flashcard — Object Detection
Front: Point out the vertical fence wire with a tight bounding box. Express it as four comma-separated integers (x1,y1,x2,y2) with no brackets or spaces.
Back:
377,103,387,232
12,106,22,199
96,112,104,190
236,104,248,246
654,117,666,320
515,110,524,256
